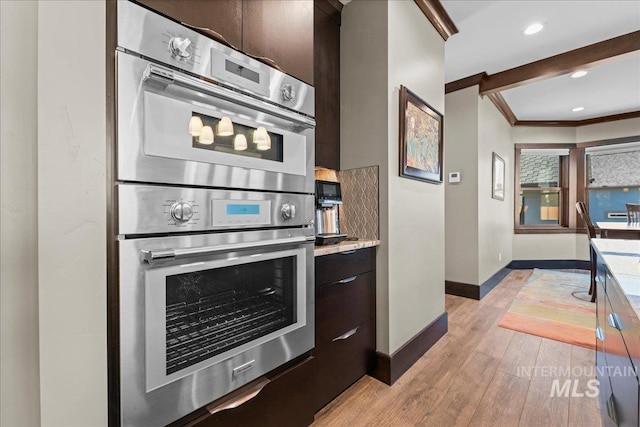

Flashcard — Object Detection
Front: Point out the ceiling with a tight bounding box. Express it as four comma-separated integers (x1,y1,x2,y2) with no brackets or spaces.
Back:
441,0,640,123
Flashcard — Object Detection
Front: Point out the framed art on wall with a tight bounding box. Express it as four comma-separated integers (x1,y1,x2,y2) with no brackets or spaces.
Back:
399,85,443,184
492,152,505,201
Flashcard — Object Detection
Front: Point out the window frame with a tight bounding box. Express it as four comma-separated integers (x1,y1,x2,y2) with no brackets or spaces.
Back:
514,144,577,234
514,135,640,235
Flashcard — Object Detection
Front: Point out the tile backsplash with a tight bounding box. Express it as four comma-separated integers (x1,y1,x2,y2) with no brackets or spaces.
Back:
337,165,379,240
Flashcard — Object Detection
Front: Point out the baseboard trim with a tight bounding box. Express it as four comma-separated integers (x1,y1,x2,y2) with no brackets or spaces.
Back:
445,266,512,300
370,312,448,386
507,259,590,270
444,280,479,299
479,267,512,299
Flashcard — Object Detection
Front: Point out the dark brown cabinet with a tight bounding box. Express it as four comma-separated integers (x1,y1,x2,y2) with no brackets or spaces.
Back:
134,0,313,84
314,247,377,412
595,253,640,427
135,0,243,48
243,0,314,85
183,356,315,427
314,1,341,169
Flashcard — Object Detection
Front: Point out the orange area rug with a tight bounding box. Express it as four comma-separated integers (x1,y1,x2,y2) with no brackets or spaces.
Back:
498,269,596,350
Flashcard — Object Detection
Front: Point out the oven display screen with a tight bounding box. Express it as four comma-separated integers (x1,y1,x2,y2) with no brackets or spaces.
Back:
225,60,260,84
227,204,260,215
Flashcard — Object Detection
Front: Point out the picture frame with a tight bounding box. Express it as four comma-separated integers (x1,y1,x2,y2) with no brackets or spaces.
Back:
399,85,443,184
492,152,505,201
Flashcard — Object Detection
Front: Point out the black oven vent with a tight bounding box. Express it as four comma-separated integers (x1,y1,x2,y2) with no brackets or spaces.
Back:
165,290,289,374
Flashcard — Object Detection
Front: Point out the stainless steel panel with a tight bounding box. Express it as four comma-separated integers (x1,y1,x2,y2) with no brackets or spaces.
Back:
119,228,314,426
117,0,314,117
117,52,314,193
118,184,314,235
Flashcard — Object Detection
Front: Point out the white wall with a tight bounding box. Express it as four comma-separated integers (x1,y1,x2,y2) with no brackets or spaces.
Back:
444,88,513,286
387,0,445,354
341,0,390,353
512,126,576,145
444,87,479,285
576,117,640,142
342,0,445,354
0,2,41,426
37,1,107,426
477,95,513,283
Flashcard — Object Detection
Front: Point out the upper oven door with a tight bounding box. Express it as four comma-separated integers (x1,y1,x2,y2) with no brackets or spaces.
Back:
116,52,315,193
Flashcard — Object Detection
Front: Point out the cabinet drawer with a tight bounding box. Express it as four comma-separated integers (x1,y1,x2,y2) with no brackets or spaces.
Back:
314,320,375,411
315,247,376,286
316,271,375,347
189,356,315,427
603,293,639,427
605,273,640,374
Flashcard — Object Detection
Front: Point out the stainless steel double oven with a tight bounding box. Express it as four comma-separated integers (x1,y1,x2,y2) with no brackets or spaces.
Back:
114,2,315,425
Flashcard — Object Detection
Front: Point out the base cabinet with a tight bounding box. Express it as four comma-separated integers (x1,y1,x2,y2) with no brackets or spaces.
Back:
314,320,376,410
595,253,640,427
314,247,377,412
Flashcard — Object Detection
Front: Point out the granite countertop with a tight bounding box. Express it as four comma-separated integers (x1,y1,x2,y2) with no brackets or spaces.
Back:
591,238,640,318
314,239,380,257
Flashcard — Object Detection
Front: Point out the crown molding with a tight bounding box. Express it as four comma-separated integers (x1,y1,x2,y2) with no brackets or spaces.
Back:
486,92,517,126
414,0,459,41
515,110,640,127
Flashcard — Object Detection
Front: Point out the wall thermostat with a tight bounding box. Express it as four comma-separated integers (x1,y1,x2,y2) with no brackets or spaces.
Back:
449,172,461,184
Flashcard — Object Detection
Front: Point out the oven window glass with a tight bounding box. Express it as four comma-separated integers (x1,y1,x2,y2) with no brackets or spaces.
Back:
165,256,295,375
190,112,284,162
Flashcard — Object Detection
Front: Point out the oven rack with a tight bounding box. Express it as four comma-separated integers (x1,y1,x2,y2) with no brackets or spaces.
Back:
166,291,289,374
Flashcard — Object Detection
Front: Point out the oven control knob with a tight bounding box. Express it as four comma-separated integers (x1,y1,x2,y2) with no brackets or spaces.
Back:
170,202,193,223
281,203,296,220
280,84,295,102
169,37,192,59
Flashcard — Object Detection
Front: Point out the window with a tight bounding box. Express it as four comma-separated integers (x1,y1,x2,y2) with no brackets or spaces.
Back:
515,147,570,231
585,142,640,222
515,137,640,234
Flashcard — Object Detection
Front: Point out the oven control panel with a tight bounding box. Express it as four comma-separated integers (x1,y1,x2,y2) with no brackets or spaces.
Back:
118,184,314,235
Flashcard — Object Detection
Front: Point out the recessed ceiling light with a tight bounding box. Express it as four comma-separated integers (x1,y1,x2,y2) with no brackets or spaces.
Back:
571,70,588,78
572,107,585,112
524,23,544,35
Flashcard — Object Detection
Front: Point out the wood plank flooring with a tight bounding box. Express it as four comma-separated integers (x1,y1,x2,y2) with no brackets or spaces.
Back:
312,269,602,427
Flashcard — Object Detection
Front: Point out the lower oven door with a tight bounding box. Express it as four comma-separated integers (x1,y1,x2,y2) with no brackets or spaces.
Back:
118,229,314,427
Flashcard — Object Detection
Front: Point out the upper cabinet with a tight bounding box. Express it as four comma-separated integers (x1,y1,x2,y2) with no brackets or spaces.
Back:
136,0,243,48
242,0,314,85
134,0,313,85
314,1,341,170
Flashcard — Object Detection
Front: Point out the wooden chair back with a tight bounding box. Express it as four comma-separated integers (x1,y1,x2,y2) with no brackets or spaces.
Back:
627,203,640,224
576,201,596,239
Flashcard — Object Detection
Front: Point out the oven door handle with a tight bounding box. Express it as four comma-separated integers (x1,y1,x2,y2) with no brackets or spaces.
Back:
144,64,316,128
142,235,314,264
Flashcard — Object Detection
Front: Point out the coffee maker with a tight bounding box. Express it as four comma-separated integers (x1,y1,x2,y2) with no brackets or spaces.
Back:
315,180,347,245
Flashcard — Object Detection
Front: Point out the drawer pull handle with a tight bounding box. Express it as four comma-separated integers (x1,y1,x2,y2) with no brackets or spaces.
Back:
340,250,357,255
333,327,359,342
337,275,358,284
606,393,617,424
607,313,622,331
595,327,605,342
206,377,270,416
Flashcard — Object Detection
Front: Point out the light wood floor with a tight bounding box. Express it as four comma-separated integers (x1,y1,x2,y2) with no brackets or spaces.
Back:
312,269,602,427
